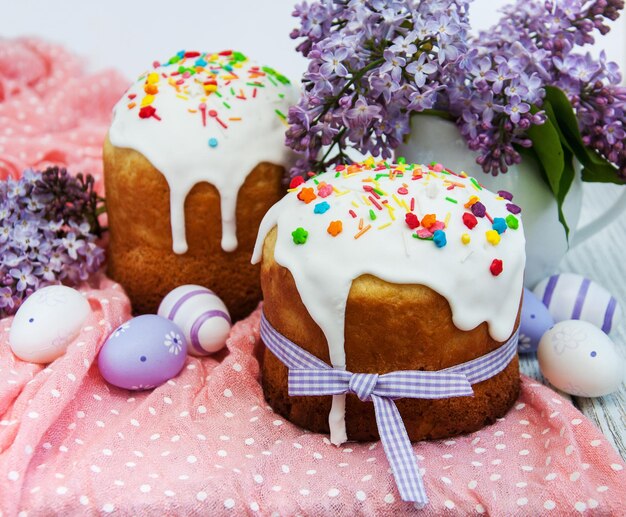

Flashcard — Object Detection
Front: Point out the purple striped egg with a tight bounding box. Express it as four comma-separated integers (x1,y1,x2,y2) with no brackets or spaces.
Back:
533,273,622,334
158,285,231,355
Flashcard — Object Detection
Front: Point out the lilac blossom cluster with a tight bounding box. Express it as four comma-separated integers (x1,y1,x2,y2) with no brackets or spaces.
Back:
287,0,471,177
452,0,625,175
0,167,106,318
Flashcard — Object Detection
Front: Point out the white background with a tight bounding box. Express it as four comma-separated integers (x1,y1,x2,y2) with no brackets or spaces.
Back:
0,0,624,82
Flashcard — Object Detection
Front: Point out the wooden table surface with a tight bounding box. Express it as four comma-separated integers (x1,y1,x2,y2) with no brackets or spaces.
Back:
519,182,626,461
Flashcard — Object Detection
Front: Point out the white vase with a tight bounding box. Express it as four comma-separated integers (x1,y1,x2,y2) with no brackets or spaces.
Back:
396,115,583,288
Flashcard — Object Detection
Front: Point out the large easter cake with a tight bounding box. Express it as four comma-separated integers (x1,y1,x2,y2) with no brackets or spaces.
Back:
104,50,297,319
253,160,526,445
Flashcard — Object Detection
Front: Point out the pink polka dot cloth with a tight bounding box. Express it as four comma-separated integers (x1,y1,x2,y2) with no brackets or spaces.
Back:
0,38,127,193
0,277,624,516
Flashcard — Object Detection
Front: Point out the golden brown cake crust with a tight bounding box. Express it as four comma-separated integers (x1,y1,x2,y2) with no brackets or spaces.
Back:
103,136,285,320
260,228,521,442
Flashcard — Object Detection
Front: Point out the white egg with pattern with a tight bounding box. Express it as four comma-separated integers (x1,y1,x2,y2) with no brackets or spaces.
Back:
158,285,231,355
9,285,91,363
538,320,624,397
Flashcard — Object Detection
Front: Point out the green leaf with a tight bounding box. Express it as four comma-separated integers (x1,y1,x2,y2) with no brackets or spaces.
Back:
557,146,575,241
544,86,623,185
582,165,626,184
527,103,564,198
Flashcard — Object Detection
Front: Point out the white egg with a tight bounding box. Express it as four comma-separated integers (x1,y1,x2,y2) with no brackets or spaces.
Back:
537,320,625,397
9,285,91,364
158,285,231,355
533,273,622,333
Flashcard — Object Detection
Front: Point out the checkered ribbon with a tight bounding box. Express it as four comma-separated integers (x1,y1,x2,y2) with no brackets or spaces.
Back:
260,313,519,508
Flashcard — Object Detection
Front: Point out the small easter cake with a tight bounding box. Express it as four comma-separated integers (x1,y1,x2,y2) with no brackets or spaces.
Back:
253,160,526,444
105,50,297,319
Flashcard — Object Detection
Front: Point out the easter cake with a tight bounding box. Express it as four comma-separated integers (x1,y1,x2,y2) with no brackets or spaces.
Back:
252,160,526,444
105,50,297,319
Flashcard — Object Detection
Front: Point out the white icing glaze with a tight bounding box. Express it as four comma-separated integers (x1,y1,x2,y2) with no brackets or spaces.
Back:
253,161,526,444
109,50,298,254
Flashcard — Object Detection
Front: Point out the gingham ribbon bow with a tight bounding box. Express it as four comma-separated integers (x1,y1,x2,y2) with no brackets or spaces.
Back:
260,313,519,508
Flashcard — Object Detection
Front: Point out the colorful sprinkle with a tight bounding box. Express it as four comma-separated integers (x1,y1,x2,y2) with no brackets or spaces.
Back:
354,224,372,239
461,233,470,245
492,217,507,234
497,190,513,201
314,201,330,214
486,230,501,246
208,138,218,148
289,176,305,189
131,50,291,138
139,106,160,120
464,195,479,208
421,214,437,229
462,213,478,229
416,228,433,239
471,202,486,218
470,177,483,191
292,227,308,244
433,230,447,248
297,187,317,204
490,259,503,276
506,203,522,214
505,214,519,229
405,212,420,230
318,184,333,198
327,220,342,236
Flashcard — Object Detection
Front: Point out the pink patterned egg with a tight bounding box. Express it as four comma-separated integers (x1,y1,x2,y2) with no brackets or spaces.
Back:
158,285,231,355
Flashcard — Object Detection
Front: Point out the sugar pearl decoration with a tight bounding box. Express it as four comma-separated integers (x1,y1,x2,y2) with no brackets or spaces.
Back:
158,285,232,355
9,285,90,363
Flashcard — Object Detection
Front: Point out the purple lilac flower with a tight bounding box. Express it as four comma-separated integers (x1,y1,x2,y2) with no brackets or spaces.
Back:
504,96,530,124
319,48,349,78
10,264,36,292
0,167,106,318
449,0,625,176
406,52,437,88
287,0,471,177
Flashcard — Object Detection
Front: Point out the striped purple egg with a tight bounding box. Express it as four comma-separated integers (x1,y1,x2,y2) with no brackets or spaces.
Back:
158,285,231,355
533,273,622,334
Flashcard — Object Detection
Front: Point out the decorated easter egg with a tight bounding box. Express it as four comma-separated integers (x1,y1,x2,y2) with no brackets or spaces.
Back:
98,315,187,390
518,288,554,353
537,320,625,397
158,285,231,355
9,285,91,363
533,273,622,333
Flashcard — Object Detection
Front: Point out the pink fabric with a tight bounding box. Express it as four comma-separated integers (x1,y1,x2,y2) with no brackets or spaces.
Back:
0,38,128,192
0,279,624,516
1,37,624,515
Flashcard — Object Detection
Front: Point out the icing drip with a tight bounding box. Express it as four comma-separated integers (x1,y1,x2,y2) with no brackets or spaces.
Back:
253,161,526,444
109,50,298,254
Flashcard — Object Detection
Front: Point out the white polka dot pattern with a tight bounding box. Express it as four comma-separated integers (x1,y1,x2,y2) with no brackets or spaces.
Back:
0,281,624,515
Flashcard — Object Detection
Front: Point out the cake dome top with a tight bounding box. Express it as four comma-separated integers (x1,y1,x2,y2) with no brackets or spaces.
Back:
253,159,526,368
108,50,297,254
